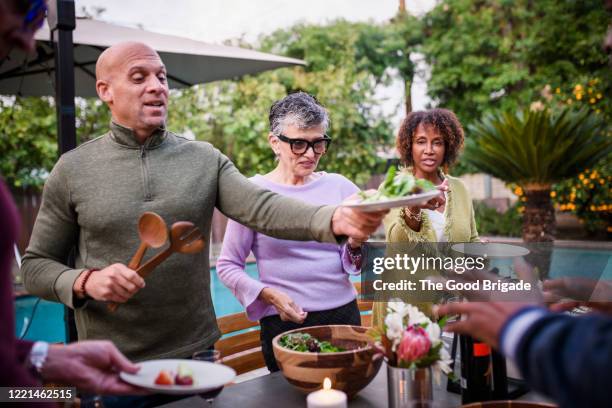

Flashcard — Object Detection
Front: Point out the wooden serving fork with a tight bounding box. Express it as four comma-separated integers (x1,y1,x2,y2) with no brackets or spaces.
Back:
135,221,205,279
107,221,204,312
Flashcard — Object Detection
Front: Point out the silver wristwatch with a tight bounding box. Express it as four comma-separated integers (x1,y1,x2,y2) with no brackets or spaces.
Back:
29,341,49,375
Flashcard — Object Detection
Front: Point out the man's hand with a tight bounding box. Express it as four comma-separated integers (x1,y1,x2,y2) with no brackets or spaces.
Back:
434,302,532,349
331,206,388,241
74,264,146,302
42,341,147,395
259,287,307,323
543,277,612,314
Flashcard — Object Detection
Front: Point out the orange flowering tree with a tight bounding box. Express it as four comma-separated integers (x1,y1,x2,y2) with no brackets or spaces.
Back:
529,79,611,236
553,166,611,235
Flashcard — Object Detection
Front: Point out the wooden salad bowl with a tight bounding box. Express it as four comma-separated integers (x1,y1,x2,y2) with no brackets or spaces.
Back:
272,325,383,398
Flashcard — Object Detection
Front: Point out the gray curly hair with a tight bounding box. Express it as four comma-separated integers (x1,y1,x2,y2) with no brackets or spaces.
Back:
268,92,330,136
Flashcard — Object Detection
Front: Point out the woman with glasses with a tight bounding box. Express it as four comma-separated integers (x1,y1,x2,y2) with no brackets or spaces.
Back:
216,92,363,372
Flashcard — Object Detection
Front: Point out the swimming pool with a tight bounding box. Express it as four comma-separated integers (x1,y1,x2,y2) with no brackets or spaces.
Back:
14,247,611,343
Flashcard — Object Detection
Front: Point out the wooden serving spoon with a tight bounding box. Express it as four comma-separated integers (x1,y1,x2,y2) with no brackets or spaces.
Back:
135,221,205,279
128,212,168,270
108,222,204,312
108,212,169,312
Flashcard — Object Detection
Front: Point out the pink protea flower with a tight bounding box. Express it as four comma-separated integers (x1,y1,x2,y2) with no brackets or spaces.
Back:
397,326,431,365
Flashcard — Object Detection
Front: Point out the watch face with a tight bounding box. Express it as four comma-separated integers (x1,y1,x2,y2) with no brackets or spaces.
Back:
30,341,49,370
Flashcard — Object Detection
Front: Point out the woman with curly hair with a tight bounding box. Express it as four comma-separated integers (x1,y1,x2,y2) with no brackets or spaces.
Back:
373,108,480,324
389,108,478,243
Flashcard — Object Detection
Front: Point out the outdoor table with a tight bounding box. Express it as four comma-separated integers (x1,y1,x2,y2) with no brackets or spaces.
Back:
159,363,554,407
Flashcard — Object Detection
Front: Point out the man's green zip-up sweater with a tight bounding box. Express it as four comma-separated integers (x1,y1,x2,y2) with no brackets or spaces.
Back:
21,122,338,361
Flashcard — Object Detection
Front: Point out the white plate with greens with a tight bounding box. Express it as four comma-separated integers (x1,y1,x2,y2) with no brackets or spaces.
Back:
120,359,235,395
343,189,441,212
343,167,441,212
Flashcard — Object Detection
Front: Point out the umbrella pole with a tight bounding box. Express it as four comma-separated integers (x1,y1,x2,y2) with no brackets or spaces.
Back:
48,0,78,344
48,0,76,155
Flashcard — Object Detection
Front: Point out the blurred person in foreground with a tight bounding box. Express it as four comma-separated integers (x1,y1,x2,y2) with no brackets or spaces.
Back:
372,109,480,325
20,39,386,406
0,0,143,400
435,9,612,406
217,92,364,372
434,265,612,408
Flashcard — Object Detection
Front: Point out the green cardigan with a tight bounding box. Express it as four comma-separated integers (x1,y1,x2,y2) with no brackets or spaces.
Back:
385,175,479,243
373,175,480,326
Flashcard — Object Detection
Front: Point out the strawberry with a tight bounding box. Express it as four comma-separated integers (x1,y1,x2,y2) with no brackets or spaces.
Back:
154,370,174,386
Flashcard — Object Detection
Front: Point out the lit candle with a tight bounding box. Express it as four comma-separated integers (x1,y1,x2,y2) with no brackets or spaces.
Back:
306,378,347,408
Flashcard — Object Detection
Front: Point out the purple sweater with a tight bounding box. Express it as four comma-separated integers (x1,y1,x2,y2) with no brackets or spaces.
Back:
216,172,360,321
1,180,53,399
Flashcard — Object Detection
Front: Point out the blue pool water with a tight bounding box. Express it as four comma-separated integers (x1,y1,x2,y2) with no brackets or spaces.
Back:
14,248,611,343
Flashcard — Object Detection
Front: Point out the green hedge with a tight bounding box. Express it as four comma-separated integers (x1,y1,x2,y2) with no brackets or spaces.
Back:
473,201,522,238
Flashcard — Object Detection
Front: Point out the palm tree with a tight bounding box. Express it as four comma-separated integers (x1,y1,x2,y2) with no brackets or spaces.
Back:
463,107,610,242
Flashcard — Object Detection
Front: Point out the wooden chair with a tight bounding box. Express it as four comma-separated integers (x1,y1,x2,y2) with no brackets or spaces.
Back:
215,282,373,375
354,281,373,327
214,312,266,375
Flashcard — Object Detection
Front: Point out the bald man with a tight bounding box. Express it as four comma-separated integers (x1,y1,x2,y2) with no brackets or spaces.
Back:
22,41,385,368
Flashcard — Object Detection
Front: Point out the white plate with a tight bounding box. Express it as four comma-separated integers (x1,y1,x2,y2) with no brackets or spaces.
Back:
451,243,530,258
120,359,236,395
342,190,441,212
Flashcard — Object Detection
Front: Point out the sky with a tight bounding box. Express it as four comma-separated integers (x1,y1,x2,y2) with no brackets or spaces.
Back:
76,0,437,125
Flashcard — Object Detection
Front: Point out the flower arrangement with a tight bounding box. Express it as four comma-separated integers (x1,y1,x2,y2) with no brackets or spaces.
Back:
368,300,453,375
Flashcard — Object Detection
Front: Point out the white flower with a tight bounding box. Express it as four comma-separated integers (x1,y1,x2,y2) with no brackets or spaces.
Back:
387,299,411,318
384,312,404,351
424,320,441,343
436,348,453,374
406,305,429,327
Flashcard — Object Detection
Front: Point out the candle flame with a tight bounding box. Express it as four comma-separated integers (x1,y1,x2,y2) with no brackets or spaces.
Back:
323,377,331,390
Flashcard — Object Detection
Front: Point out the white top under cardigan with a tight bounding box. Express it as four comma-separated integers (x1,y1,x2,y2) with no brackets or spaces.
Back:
423,192,448,242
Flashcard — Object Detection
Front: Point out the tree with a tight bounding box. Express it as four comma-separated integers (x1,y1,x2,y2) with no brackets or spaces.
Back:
421,0,611,123
0,97,56,189
169,19,421,184
0,96,110,190
463,107,610,242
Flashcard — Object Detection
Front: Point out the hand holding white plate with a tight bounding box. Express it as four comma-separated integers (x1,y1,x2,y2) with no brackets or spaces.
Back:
120,359,236,395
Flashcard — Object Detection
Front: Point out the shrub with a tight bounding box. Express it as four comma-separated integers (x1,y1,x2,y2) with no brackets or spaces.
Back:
473,201,523,238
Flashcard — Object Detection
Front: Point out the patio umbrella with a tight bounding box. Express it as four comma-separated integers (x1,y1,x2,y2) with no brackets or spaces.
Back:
0,0,304,155
0,18,305,98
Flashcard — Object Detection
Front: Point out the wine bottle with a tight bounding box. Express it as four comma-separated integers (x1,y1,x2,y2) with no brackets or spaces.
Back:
491,349,509,399
460,335,493,404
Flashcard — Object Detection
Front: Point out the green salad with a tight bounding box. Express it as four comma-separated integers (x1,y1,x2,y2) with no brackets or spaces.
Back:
358,167,435,203
279,333,345,353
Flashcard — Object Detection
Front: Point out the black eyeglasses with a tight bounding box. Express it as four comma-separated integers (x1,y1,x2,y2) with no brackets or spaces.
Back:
277,134,332,155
